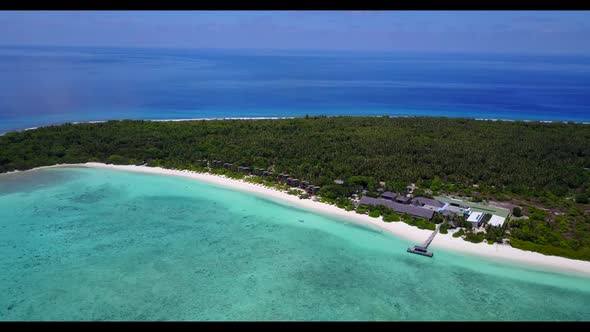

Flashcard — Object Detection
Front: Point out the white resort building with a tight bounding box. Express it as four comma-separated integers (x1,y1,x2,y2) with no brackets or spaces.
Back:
488,214,506,227
466,211,484,228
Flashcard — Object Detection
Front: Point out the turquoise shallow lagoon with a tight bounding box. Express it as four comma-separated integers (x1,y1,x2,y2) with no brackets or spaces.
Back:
1,167,590,321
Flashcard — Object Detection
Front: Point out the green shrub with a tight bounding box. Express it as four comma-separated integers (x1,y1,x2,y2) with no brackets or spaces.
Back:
356,204,369,214
464,232,485,243
263,180,275,187
188,165,207,173
432,213,444,224
320,197,335,204
401,216,435,230
369,210,381,218
213,168,226,175
495,193,510,201
245,176,264,184
512,207,522,217
274,183,290,191
575,193,589,204
413,188,433,199
335,197,353,209
383,213,400,222
225,172,245,180
453,229,465,238
107,154,129,165
400,213,413,222
317,184,356,199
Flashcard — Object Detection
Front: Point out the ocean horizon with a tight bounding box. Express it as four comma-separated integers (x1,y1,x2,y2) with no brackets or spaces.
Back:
1,45,589,134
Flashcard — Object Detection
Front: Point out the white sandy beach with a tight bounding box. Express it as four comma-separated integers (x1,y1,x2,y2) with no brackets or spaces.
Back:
9,162,590,277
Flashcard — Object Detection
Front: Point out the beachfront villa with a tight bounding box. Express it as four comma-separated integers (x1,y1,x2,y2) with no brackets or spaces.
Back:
394,195,411,204
277,173,290,182
206,160,323,195
412,197,446,211
466,211,485,228
381,191,396,200
359,193,458,220
379,191,411,204
444,203,471,216
237,166,250,173
252,167,265,175
287,178,300,187
488,214,506,227
358,196,435,220
307,185,321,195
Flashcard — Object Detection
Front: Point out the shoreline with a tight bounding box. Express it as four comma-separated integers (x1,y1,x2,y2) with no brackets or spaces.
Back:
1,115,588,136
1,117,297,135
6,162,590,278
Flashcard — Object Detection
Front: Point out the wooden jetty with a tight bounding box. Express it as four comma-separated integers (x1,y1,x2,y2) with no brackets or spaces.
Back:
407,223,440,257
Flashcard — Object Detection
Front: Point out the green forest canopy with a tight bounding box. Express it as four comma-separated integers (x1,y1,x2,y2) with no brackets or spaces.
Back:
2,116,589,199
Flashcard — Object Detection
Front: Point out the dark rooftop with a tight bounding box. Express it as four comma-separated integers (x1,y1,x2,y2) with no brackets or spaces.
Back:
412,197,445,208
381,191,396,199
395,195,411,203
358,196,435,219
441,210,457,217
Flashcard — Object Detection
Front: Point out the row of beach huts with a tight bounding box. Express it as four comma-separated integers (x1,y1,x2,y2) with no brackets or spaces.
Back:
195,159,506,228
199,159,322,195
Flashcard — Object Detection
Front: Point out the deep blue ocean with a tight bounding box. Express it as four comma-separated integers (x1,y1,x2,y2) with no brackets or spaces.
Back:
1,46,589,133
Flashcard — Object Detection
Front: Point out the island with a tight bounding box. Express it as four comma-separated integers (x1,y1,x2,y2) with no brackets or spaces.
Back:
1,116,589,263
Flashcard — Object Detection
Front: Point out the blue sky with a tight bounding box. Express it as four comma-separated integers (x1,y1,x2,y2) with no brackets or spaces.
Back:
1,11,589,54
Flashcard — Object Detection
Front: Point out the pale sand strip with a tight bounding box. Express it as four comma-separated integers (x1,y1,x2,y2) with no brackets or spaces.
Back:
7,162,590,277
